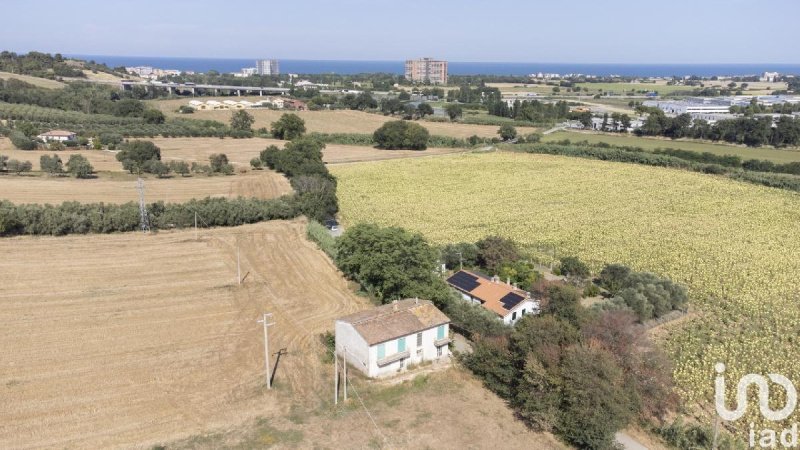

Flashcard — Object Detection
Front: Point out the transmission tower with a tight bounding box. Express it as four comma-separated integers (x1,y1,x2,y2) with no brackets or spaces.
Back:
137,177,150,232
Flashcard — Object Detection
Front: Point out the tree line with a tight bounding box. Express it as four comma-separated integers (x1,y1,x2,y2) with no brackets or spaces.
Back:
636,109,800,148
516,141,800,193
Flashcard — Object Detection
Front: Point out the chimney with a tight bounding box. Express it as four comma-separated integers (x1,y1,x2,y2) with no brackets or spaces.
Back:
491,275,499,283
392,299,398,311
506,277,511,286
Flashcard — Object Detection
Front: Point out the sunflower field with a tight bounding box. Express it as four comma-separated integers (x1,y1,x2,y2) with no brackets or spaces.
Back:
332,151,800,435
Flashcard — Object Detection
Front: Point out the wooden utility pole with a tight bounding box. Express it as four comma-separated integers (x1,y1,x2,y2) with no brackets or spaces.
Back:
237,244,241,285
257,313,275,389
334,350,339,405
194,212,197,240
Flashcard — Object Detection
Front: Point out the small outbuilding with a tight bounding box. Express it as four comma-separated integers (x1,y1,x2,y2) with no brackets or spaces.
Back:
335,298,451,378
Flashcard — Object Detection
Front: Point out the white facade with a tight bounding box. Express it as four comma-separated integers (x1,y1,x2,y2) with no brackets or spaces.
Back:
335,321,450,378
643,100,731,115
458,292,538,325
256,59,280,76
37,130,76,142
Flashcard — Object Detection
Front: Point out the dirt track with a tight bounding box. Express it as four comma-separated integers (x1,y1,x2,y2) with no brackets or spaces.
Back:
0,219,369,449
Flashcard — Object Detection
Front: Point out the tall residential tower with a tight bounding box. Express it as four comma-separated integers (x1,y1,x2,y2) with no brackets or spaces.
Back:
256,59,280,76
404,58,448,84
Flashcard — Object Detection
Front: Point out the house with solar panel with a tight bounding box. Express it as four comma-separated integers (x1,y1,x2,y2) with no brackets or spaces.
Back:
446,270,539,325
334,298,451,378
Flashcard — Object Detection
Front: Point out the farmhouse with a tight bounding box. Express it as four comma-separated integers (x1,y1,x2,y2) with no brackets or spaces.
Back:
335,298,451,378
37,130,76,142
446,270,539,325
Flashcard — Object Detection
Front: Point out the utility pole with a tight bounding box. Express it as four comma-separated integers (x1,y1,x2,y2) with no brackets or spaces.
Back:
334,349,339,405
712,414,720,450
136,177,150,233
257,313,275,389
194,212,197,240
237,244,241,285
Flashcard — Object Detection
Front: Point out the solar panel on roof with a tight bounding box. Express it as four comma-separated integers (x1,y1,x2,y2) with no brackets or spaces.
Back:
446,271,480,292
499,292,525,310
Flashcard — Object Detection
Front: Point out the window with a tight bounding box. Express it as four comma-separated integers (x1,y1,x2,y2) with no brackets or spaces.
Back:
417,332,422,347
398,337,406,352
377,343,385,360
437,325,445,340
521,309,526,316
512,311,517,321
437,346,443,357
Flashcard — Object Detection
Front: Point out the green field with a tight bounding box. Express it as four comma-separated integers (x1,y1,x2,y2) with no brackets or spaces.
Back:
543,131,800,163
574,82,696,95
332,152,800,435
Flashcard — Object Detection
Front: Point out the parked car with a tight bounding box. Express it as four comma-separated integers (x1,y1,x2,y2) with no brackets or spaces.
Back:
324,219,339,231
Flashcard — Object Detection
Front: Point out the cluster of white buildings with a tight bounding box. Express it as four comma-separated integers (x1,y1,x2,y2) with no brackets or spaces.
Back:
643,95,800,123
126,66,186,79
187,97,306,111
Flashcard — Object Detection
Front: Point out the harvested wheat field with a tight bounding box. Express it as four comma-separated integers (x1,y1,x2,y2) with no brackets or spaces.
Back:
149,137,465,165
0,170,291,204
0,141,123,172
0,220,370,449
152,99,534,138
0,220,566,449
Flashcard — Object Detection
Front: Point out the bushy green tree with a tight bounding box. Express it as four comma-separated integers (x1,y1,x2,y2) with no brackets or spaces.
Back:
144,159,170,178
476,235,520,273
143,109,165,124
416,103,434,118
39,154,63,174
116,140,161,174
372,120,429,150
10,131,35,150
335,223,440,303
65,154,94,178
168,160,190,176
7,159,32,175
445,103,463,120
498,124,517,141
559,256,590,278
270,113,306,140
230,109,255,131
557,345,636,450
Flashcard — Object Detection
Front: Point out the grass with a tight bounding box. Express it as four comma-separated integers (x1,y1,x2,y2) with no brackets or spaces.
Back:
0,70,66,89
542,130,800,163
332,151,800,437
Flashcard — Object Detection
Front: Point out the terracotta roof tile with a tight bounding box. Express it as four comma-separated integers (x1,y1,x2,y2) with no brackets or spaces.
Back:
447,270,531,317
337,299,449,345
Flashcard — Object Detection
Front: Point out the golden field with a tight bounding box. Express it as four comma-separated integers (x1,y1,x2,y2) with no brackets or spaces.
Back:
332,151,800,434
150,99,537,138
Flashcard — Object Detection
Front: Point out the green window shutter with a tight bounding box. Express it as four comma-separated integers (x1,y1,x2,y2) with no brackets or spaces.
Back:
398,337,406,352
437,325,445,340
377,343,385,359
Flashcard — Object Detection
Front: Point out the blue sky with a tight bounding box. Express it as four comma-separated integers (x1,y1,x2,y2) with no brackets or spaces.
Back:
3,0,798,63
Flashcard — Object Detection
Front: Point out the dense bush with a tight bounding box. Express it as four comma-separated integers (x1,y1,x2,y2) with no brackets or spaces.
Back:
373,120,430,150
9,130,35,150
270,113,306,140
116,140,162,174
306,219,338,259
65,154,93,178
598,263,688,321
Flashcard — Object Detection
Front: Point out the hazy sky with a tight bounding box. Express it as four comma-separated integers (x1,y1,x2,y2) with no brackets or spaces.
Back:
3,0,798,63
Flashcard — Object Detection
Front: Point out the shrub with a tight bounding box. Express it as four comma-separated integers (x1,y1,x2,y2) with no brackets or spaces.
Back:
476,235,520,273
65,154,94,178
307,219,337,259
7,159,32,175
270,113,306,140
39,154,63,174
498,124,517,141
559,256,590,278
230,110,255,131
372,120,429,150
250,157,263,169
116,140,161,174
168,160,190,176
10,130,35,150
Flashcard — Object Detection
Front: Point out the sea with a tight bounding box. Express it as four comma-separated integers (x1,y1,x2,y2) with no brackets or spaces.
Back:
69,54,800,78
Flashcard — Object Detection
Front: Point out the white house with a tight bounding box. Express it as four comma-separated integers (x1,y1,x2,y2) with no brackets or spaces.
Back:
37,130,76,142
335,298,451,378
446,270,539,325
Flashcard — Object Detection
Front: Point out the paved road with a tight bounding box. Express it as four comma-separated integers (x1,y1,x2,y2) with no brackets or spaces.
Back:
616,432,649,450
